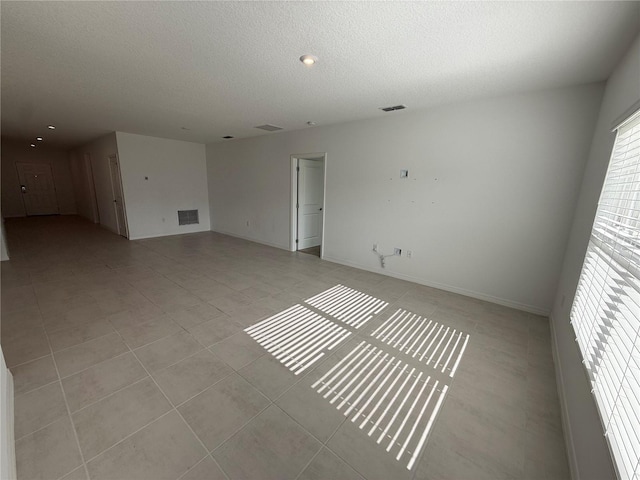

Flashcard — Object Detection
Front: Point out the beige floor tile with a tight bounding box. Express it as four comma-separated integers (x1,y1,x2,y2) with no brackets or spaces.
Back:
116,314,182,349
134,330,202,372
15,381,68,439
165,302,225,329
178,373,269,451
153,349,232,405
187,315,242,347
209,331,266,370
55,332,129,378
62,352,147,412
213,405,322,480
11,355,58,396
177,456,227,480
48,319,116,352
72,377,171,459
86,411,206,480
60,466,89,480
298,447,365,480
237,354,301,401
2,325,51,368
4,217,570,480
16,416,83,480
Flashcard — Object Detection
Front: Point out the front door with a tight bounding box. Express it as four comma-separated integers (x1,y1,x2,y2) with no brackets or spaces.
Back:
108,155,128,238
15,163,59,215
297,158,325,249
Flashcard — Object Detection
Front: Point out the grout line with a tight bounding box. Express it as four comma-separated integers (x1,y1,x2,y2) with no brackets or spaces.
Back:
36,305,92,480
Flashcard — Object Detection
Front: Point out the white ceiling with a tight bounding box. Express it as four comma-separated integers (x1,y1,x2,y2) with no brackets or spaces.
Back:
2,1,639,149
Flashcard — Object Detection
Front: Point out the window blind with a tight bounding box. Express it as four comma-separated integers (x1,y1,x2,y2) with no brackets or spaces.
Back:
571,109,640,480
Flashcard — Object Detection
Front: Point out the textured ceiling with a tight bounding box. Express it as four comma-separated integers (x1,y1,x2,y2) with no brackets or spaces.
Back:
2,1,639,149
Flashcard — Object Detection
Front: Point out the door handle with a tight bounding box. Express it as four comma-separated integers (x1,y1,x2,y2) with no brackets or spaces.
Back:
20,185,26,193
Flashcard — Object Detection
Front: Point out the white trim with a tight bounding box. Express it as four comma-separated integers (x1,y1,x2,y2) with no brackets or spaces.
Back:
290,152,327,258
322,254,550,316
128,226,211,241
211,228,289,250
1,347,17,480
550,315,579,480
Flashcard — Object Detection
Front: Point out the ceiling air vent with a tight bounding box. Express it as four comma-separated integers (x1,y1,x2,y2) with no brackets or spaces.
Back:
379,104,407,112
178,210,199,226
255,124,283,132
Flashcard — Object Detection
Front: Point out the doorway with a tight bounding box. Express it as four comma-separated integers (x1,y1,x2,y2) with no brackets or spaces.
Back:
291,153,326,258
16,163,59,216
108,154,129,238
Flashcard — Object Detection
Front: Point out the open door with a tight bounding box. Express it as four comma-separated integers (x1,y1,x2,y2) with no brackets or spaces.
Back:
292,154,326,256
16,163,59,215
108,155,129,238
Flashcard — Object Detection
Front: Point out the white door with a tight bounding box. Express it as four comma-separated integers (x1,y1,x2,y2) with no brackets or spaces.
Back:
297,158,324,249
16,163,59,215
108,155,128,238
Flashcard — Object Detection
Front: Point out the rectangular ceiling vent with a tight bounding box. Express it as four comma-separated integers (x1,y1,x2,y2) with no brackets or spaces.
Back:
178,209,199,226
255,124,283,132
379,104,407,112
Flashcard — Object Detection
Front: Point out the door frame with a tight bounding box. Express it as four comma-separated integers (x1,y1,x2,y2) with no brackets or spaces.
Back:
108,154,130,239
290,152,327,257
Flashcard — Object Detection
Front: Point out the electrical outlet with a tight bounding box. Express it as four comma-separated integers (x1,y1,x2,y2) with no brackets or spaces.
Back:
406,250,412,258
394,248,402,256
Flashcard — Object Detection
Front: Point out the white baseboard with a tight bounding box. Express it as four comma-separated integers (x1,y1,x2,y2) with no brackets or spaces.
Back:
129,226,211,241
322,254,550,316
211,228,289,251
550,315,579,480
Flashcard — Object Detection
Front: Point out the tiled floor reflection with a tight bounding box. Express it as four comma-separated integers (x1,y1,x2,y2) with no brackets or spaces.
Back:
306,284,388,328
371,308,470,377
245,304,351,375
311,341,448,470
2,216,570,480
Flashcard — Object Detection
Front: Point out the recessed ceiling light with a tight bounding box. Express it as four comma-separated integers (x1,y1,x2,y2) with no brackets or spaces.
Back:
300,55,318,66
47,125,56,130
30,144,36,147
36,137,43,141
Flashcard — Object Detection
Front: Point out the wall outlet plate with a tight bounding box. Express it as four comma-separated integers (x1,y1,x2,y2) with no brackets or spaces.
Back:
400,170,409,178
394,248,402,255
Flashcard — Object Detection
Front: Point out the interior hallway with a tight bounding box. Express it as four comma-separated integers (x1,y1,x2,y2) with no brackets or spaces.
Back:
1,216,569,480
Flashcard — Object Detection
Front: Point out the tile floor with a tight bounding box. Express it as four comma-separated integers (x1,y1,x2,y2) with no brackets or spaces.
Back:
1,216,570,480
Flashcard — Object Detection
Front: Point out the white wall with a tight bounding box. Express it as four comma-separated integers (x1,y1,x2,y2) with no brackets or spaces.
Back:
1,139,77,217
0,347,16,480
206,83,604,314
0,220,9,261
550,35,640,480
116,132,210,240
69,150,99,223
73,133,120,234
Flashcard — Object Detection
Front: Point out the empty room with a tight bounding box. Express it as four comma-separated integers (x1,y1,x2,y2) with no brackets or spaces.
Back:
1,2,639,480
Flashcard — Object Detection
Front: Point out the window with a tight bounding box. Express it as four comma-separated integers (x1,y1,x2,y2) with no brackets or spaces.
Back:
570,109,640,480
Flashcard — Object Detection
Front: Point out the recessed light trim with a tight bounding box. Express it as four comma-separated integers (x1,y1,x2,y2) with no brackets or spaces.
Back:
300,54,318,66
47,125,56,130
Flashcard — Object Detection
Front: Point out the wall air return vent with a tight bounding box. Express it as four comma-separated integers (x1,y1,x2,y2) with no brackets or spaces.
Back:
379,104,407,112
178,210,199,226
254,124,284,132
